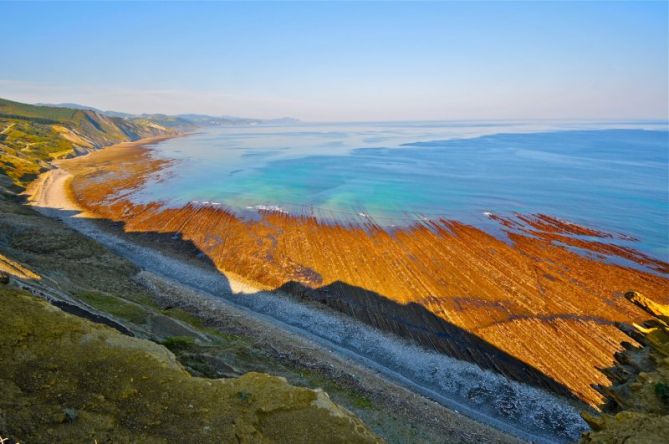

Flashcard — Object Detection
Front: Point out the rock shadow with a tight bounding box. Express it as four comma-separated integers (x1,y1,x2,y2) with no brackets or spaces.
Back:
276,279,577,401
31,203,577,404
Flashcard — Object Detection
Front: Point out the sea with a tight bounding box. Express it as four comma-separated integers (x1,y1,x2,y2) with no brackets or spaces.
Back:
130,120,669,261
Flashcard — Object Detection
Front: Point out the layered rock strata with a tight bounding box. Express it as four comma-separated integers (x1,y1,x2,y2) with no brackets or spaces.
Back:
58,143,669,407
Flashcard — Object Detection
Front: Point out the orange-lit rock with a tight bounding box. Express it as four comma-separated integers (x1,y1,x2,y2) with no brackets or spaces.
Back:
60,142,669,407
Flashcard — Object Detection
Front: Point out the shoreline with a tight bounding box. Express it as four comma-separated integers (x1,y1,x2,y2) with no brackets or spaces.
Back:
41,136,669,408
26,132,268,297
27,158,589,443
34,133,281,295
28,134,184,213
27,163,266,296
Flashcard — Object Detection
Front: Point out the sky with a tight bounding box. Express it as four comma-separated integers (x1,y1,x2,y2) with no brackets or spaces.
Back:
1,1,667,121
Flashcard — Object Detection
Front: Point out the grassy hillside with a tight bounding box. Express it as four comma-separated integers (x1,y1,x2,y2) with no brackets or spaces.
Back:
0,97,86,123
0,286,379,443
0,97,181,188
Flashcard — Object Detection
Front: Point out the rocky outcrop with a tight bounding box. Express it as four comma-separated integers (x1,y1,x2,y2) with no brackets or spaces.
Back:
0,286,380,443
580,291,669,443
60,142,669,407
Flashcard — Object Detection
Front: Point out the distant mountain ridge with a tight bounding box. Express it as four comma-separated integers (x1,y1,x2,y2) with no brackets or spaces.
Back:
0,97,301,190
36,103,301,127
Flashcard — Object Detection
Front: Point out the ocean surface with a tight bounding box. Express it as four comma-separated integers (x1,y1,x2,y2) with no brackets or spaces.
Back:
131,121,669,260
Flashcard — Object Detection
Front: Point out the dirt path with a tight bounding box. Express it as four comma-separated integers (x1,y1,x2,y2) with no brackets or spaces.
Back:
0,122,15,135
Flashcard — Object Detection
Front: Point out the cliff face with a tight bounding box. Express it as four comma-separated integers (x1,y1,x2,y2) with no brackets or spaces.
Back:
0,286,380,443
0,97,180,188
580,292,669,443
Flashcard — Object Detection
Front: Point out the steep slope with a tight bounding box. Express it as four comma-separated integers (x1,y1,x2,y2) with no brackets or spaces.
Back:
0,286,380,443
580,291,669,443
0,97,181,188
0,183,520,443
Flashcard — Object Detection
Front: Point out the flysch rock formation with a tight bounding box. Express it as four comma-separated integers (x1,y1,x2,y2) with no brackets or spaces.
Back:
60,141,669,408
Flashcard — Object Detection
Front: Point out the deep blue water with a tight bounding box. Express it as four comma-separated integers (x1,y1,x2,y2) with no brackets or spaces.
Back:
132,121,668,260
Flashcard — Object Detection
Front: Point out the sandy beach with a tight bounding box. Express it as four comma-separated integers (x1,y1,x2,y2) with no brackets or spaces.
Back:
27,135,182,215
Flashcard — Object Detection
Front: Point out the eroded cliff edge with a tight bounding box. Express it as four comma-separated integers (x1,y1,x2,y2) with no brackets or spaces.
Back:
580,291,669,443
0,285,380,443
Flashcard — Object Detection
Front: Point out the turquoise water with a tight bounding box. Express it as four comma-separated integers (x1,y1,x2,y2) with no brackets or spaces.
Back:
133,121,669,260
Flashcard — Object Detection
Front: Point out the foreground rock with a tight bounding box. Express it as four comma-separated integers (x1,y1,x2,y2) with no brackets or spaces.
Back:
0,287,380,443
580,291,669,443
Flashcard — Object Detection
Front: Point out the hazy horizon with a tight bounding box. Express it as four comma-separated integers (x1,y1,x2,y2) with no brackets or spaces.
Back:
2,1,667,121
6,92,669,124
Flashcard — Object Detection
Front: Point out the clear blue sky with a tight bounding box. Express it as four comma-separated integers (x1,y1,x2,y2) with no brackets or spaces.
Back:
1,1,667,121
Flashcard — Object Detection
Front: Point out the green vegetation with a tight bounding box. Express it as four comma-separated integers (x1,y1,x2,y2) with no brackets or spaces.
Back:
75,290,149,324
162,306,206,328
161,335,197,351
0,97,86,123
0,118,74,186
0,287,379,443
0,97,178,188
161,306,249,342
655,382,669,405
300,369,375,411
581,292,669,443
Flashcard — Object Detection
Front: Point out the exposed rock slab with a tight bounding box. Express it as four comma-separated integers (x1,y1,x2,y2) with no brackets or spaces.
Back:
52,142,669,407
